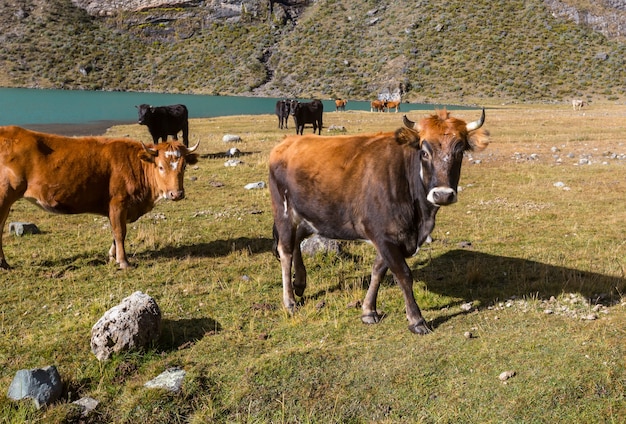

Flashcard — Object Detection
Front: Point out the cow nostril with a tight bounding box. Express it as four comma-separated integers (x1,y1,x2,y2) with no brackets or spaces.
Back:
169,190,184,201
427,188,457,206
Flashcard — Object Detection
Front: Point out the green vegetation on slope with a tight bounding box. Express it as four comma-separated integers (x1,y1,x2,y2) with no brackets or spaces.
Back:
0,0,624,103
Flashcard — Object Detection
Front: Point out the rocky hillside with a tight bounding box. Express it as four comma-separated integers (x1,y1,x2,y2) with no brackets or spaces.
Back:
0,0,624,104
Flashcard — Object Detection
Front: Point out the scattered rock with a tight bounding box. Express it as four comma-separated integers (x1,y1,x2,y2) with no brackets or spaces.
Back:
244,181,265,190
460,302,473,312
9,222,40,236
300,235,342,256
222,134,242,143
224,159,242,167
91,291,162,361
499,370,516,382
7,365,63,409
72,397,99,417
347,300,362,309
226,147,240,156
327,125,347,132
463,331,473,339
144,367,186,393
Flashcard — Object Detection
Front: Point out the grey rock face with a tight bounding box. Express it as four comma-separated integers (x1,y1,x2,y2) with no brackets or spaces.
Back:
144,367,186,392
7,365,63,409
91,291,162,361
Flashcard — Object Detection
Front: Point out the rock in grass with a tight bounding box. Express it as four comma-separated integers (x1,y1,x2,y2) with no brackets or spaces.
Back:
90,291,162,361
498,370,516,382
7,365,63,409
72,397,99,417
144,367,186,393
8,222,40,236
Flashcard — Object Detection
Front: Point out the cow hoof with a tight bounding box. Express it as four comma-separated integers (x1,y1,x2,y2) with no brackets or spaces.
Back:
294,285,306,297
408,320,432,335
0,259,11,270
361,311,382,325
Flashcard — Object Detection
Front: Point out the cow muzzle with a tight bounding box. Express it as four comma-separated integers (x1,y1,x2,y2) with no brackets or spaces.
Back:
427,187,457,206
165,190,185,201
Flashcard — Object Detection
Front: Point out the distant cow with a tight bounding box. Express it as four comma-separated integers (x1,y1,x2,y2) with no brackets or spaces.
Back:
0,126,199,270
291,100,324,135
275,100,292,129
386,101,401,112
136,104,189,147
370,100,387,112
335,99,348,111
572,99,585,110
269,109,489,334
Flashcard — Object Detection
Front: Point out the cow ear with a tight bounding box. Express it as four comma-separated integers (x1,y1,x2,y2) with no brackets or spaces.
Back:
185,153,199,165
395,127,420,146
138,150,156,163
468,128,490,152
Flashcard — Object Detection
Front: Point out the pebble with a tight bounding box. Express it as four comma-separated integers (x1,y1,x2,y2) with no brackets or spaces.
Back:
499,370,516,382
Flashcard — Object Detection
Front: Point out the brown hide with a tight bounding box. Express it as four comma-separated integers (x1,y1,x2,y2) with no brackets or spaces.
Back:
270,110,489,334
0,126,198,269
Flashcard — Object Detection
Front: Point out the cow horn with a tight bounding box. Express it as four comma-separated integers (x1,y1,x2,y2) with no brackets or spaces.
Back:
187,139,200,153
466,108,485,131
140,140,158,156
403,115,416,129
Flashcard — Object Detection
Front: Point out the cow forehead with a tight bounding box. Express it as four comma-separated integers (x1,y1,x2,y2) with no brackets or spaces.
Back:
419,116,468,149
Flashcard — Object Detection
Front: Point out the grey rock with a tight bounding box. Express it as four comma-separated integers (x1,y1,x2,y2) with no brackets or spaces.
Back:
9,222,40,236
144,367,186,393
244,181,265,190
72,397,99,417
301,235,342,256
224,159,242,167
7,365,63,409
222,134,242,143
91,291,161,361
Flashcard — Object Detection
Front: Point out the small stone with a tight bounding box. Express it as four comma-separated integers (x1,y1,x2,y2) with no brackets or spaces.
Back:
499,370,516,382
581,313,597,321
7,366,63,409
244,181,265,190
72,397,99,417
222,134,241,143
460,302,473,312
144,367,186,393
463,331,473,339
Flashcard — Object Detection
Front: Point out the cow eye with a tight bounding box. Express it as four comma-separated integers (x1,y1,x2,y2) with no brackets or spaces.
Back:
420,149,431,161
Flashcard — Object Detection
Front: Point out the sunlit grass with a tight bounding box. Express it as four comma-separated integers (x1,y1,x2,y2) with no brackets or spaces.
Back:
1,105,625,422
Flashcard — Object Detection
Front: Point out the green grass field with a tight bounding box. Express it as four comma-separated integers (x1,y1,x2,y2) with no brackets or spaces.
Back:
1,104,625,423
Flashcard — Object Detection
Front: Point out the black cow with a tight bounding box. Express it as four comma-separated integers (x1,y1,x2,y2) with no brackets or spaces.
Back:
291,100,323,135
136,104,189,147
275,100,292,129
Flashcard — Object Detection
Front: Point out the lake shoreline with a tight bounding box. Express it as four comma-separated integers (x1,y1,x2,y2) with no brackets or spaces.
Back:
21,120,135,136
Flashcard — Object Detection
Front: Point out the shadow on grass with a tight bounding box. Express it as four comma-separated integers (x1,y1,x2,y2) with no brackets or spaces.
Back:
159,317,222,352
421,249,625,308
138,237,275,260
303,248,625,331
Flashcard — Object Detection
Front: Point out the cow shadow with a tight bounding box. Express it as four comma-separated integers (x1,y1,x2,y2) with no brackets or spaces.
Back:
136,237,275,261
304,248,625,330
159,317,222,352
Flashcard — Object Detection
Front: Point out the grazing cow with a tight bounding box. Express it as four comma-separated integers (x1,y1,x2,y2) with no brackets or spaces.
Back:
386,101,401,112
291,99,324,135
572,99,585,110
136,103,189,147
0,126,199,270
269,109,489,334
275,99,292,129
370,100,387,112
335,99,348,112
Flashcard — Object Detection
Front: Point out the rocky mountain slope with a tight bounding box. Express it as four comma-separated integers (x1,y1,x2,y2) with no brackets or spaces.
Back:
0,0,624,104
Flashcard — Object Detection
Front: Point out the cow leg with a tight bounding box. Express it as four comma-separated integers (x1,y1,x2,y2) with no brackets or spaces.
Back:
0,201,13,269
182,125,189,147
362,252,388,324
292,225,311,297
379,243,431,335
108,207,131,269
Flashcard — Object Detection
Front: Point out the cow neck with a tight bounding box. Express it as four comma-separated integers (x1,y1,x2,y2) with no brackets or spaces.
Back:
404,146,438,243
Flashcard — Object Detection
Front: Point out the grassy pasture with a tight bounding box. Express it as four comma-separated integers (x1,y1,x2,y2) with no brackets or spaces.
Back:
1,103,625,423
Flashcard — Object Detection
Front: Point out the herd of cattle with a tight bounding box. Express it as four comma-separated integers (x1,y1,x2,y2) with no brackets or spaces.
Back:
0,102,490,334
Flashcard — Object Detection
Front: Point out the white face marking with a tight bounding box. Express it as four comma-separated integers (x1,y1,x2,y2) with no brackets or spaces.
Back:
170,161,179,171
165,150,181,159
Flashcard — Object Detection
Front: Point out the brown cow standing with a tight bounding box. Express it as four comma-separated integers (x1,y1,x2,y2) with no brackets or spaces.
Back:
370,100,387,112
386,101,401,112
269,109,489,334
0,126,199,269
335,99,348,111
